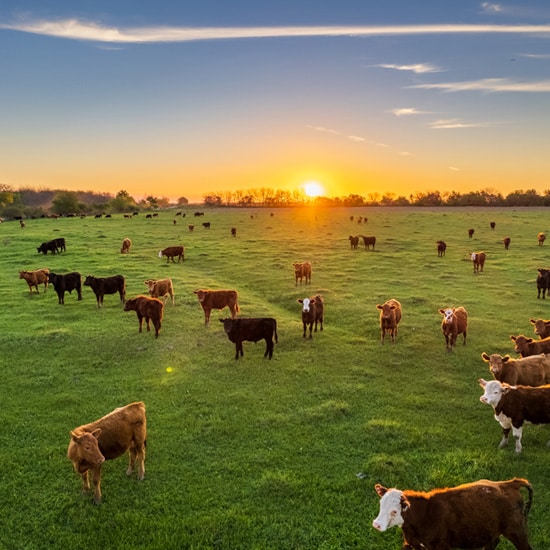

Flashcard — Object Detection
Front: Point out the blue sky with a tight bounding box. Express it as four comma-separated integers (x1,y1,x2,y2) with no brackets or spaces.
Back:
1,1,550,202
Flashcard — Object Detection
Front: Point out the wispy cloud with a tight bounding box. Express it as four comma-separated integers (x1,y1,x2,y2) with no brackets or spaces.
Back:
521,53,550,59
428,118,487,129
481,2,503,15
449,166,461,171
2,19,550,43
412,78,550,93
348,135,365,142
389,107,430,116
378,63,441,74
307,125,340,135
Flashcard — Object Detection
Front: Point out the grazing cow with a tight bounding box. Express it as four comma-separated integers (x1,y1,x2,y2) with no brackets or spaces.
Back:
503,236,511,249
231,227,237,237
145,214,152,219
202,222,211,229
194,289,239,326
468,228,475,238
158,245,184,263
348,235,359,249
48,272,82,304
84,275,126,307
538,232,546,246
438,306,468,351
372,478,533,550
529,318,550,339
124,295,164,338
436,240,446,257
536,268,550,299
67,402,146,504
360,235,376,250
188,224,194,232
510,334,550,357
220,317,278,359
297,295,324,338
471,251,486,273
479,377,550,454
292,261,312,286
120,238,131,254
144,278,175,305
490,221,496,229
376,298,402,344
19,268,49,294
37,239,59,255
194,211,204,217
481,352,550,386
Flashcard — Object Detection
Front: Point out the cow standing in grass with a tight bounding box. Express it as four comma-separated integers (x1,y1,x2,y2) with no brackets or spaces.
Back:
19,268,49,294
438,306,467,351
376,299,402,344
124,295,164,338
84,275,126,307
298,295,324,338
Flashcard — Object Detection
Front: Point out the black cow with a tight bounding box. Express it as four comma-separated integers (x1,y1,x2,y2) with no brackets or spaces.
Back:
53,237,66,252
48,272,82,304
537,268,550,299
84,275,126,307
220,318,278,359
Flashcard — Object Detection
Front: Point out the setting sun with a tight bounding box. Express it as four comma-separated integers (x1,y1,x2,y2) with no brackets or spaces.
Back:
303,180,325,198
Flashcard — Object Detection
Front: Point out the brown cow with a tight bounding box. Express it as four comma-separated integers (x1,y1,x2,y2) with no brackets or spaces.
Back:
490,221,496,229
297,295,324,338
348,235,359,250
194,289,239,326
511,334,550,357
144,278,175,305
436,240,446,257
376,298,402,344
481,352,550,386
360,235,376,250
538,232,546,246
19,268,49,294
158,245,184,263
124,295,164,338
120,238,132,254
231,227,237,237
471,251,485,273
468,228,475,238
438,306,467,351
372,478,533,549
503,236,511,250
529,318,550,339
292,261,312,285
480,378,550,454
67,402,146,504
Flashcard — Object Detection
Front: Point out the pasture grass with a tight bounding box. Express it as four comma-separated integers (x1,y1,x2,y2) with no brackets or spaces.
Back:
2,206,550,549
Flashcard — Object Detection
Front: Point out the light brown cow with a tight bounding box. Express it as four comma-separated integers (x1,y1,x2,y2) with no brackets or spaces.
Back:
124,295,164,338
144,278,175,305
538,232,546,246
67,402,146,504
158,245,184,263
481,352,550,386
376,298,402,344
511,334,550,357
438,306,468,351
530,318,550,339
19,268,49,294
292,261,312,286
471,251,486,273
120,238,132,254
194,289,239,326
372,479,533,549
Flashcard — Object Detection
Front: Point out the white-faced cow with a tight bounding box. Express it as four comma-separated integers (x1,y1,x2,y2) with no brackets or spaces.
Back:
220,317,278,359
376,299,402,344
372,479,533,550
438,306,467,351
479,378,550,454
297,295,324,338
471,251,486,273
194,289,239,326
481,352,550,386
67,402,146,504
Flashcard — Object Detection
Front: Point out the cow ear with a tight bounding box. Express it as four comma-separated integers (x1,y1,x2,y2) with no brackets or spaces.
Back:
297,299,304,304
219,319,225,323
510,335,517,342
478,378,487,388
481,352,490,362
91,428,101,439
527,337,534,343
401,495,410,512
438,309,445,315
374,484,388,497
530,319,536,325
376,304,383,310
502,355,511,363
70,430,80,442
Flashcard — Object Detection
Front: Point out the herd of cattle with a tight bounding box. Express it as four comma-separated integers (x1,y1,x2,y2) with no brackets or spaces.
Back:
15,222,550,548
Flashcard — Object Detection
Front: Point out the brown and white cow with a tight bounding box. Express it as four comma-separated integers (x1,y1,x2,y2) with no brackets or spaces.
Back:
297,295,324,338
292,261,312,285
529,318,550,339
124,295,164,338
158,245,184,263
538,232,546,246
19,268,49,294
67,401,146,504
436,240,446,257
438,306,467,351
372,479,533,549
194,289,239,326
376,298,402,344
481,352,550,386
479,378,550,453
120,237,132,254
471,251,486,273
144,278,175,305
510,334,550,357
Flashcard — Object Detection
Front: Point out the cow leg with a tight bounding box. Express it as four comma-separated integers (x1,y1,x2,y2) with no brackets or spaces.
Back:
308,323,313,339
499,427,511,449
137,314,144,332
90,465,103,504
205,309,211,327
145,317,151,332
302,322,307,338
512,426,523,453
462,331,467,345
153,319,161,338
80,470,90,494
265,338,274,359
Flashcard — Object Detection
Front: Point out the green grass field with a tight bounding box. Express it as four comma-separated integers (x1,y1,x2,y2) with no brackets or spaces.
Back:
2,206,550,549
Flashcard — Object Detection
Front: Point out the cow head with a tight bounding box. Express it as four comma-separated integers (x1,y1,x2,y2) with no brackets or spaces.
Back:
377,303,396,320
158,250,163,258
479,378,510,407
220,318,236,334
194,289,206,302
298,297,312,312
481,353,509,375
84,275,94,286
70,429,105,467
439,308,454,324
372,484,409,531
470,252,477,261
144,280,157,293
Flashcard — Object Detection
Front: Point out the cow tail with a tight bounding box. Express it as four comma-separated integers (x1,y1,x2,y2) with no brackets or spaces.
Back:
521,479,534,518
